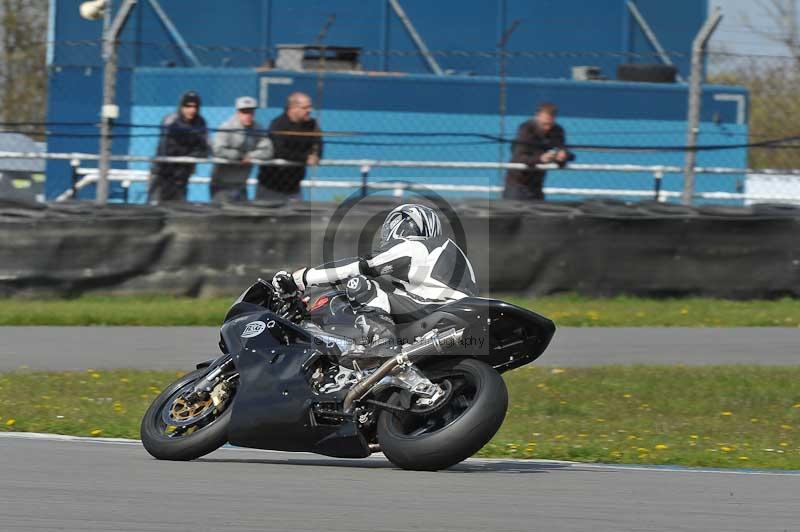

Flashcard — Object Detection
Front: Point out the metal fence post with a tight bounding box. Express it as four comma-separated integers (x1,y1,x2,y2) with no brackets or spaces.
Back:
360,164,371,197
497,20,521,183
70,158,81,199
96,0,138,205
682,7,722,205
653,168,664,202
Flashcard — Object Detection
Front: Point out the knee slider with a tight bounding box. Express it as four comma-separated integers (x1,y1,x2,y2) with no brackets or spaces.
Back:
345,275,376,306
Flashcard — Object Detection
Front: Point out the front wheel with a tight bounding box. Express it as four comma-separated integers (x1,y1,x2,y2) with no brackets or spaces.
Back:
140,367,236,461
376,358,508,471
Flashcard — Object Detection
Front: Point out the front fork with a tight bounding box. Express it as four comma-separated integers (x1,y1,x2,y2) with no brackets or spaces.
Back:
187,356,235,401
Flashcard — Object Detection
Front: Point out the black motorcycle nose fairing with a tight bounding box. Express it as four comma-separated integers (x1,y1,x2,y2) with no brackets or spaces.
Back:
222,306,371,458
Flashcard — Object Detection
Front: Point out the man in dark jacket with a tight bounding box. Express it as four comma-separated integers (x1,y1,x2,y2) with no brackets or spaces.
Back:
148,91,209,203
503,102,573,201
256,92,323,201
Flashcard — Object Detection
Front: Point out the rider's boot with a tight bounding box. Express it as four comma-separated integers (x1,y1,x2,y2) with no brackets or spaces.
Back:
339,310,399,369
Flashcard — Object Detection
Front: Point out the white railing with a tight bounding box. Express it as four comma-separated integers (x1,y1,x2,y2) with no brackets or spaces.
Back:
2,150,800,203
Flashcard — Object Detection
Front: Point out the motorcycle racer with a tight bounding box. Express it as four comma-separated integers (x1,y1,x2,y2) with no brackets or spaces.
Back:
272,204,478,353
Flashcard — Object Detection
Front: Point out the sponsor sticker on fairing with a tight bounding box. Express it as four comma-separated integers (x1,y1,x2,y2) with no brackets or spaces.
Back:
241,321,267,338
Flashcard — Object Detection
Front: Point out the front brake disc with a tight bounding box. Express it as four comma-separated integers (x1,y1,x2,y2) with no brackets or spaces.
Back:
161,383,217,428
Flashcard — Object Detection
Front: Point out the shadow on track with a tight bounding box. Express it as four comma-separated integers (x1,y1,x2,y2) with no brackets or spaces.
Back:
196,455,573,474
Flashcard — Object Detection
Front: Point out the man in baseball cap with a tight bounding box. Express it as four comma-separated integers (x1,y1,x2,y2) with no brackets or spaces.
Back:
210,96,273,202
236,96,258,111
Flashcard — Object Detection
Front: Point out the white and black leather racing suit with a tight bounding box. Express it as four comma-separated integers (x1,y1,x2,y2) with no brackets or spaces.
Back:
291,235,478,345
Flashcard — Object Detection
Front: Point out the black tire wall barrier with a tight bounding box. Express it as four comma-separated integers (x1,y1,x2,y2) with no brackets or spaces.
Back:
1,199,798,299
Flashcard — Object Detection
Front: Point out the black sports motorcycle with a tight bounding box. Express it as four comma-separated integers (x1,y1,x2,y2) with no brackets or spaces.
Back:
141,279,555,471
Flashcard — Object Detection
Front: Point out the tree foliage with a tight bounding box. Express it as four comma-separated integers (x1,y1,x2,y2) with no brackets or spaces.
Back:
0,0,49,139
711,56,800,169
709,1,800,169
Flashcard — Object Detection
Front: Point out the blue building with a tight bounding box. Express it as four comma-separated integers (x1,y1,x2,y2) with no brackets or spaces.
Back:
46,0,747,201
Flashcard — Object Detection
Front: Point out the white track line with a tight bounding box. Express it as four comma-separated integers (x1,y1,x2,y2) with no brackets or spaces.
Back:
0,431,141,446
1,431,798,476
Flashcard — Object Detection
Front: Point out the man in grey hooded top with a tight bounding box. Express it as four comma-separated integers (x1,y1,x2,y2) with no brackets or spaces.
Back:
210,96,274,202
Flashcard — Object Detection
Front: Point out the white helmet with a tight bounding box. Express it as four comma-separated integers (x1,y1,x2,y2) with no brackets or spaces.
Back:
380,204,442,243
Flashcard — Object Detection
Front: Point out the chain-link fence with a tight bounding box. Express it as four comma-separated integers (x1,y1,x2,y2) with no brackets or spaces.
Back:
706,50,800,204
5,36,800,205
709,51,800,168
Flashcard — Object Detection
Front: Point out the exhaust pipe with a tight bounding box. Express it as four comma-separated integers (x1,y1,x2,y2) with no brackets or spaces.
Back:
343,327,464,413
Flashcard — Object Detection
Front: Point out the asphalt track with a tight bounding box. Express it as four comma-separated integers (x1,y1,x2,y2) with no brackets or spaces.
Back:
0,326,798,371
1,433,798,532
2,330,798,532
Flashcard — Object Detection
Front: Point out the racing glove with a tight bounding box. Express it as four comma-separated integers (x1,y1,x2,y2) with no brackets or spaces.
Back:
271,271,299,295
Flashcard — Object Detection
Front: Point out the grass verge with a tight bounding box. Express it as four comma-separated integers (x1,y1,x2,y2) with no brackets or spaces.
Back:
1,294,800,326
1,366,798,469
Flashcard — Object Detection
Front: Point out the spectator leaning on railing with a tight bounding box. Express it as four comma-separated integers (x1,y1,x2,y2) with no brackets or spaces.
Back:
210,96,274,203
504,102,574,201
148,91,209,203
256,92,323,202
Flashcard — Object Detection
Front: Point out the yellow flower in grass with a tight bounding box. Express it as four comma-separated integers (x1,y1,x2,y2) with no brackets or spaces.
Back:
623,393,632,398
550,368,565,375
780,425,792,430
689,435,699,439
680,308,689,315
793,403,800,409
780,442,789,447
721,411,733,417
5,419,15,427
90,429,103,437
654,444,669,450
720,446,734,452
738,456,750,461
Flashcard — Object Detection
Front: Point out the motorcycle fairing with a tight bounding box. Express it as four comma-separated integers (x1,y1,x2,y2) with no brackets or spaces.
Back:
444,297,556,372
223,309,370,458
310,292,556,373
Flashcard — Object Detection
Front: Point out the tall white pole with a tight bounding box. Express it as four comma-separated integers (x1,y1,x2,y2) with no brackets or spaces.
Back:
682,7,722,205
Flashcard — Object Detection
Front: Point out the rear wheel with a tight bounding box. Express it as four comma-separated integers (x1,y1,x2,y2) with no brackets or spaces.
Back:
140,368,235,461
376,358,507,471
